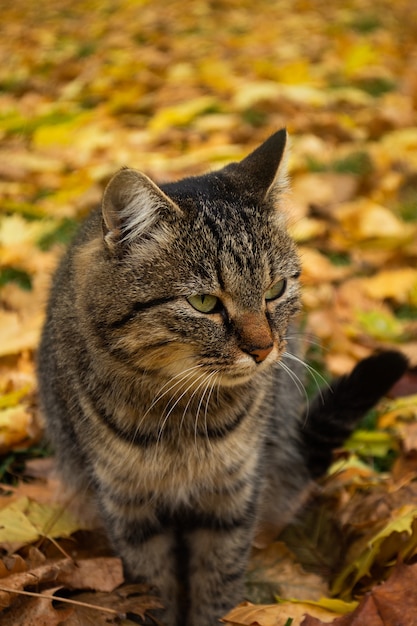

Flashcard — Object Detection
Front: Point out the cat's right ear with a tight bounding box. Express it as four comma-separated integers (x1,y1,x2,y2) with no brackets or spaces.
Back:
102,168,182,251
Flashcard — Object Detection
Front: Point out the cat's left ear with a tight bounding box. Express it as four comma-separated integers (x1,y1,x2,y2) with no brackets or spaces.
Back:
102,168,182,250
224,128,289,202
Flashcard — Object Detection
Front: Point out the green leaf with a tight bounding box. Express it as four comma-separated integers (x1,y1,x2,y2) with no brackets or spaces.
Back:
344,429,399,458
0,267,32,291
355,309,405,341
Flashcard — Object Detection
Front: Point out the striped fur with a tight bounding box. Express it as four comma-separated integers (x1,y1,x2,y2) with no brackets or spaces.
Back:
37,130,407,626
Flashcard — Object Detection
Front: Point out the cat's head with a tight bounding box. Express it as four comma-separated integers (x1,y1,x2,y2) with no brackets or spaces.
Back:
80,130,301,388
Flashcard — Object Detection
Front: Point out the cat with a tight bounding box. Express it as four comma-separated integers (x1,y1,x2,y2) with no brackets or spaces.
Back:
37,129,407,626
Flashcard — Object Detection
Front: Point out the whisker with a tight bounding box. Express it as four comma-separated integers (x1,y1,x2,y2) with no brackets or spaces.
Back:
202,372,218,448
279,358,311,422
156,370,212,444
129,364,204,446
285,333,325,349
147,364,204,413
276,358,307,399
284,351,332,396
178,372,212,436
193,371,218,454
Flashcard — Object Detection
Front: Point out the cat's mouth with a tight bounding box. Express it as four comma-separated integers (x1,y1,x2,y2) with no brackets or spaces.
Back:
213,354,276,387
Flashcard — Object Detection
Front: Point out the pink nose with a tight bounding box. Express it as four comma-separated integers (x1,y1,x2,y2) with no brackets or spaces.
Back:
247,344,273,363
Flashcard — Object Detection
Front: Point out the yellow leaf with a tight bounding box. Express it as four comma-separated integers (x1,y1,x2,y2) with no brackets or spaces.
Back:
336,199,415,246
0,498,40,546
380,128,417,169
0,497,83,551
289,218,327,243
0,215,56,260
275,59,314,85
0,310,43,356
360,268,417,303
285,596,358,615
32,112,93,148
221,600,340,625
0,404,32,450
0,385,31,410
149,96,219,133
378,394,417,429
332,505,417,597
197,59,236,93
343,41,376,76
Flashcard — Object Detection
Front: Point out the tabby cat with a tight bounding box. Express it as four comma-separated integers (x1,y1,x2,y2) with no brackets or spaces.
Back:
37,130,407,626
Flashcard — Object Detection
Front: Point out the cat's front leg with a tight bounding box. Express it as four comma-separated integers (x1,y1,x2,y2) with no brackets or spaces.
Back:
99,498,180,626
185,523,253,626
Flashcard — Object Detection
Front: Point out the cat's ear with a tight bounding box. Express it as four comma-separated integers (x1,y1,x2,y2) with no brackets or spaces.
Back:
102,168,182,250
224,128,288,201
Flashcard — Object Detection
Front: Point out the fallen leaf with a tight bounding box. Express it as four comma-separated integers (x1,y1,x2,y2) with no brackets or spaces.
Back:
0,559,74,610
57,583,164,626
246,542,328,604
334,199,415,247
0,405,33,452
360,268,417,304
221,600,341,626
57,557,123,593
302,561,417,625
0,592,73,626
332,506,417,597
149,96,220,133
343,430,398,459
0,498,84,552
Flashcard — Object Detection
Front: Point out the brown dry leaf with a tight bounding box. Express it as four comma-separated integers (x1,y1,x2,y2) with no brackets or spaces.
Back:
0,559,74,610
0,476,60,509
359,268,417,304
0,556,27,580
58,583,164,626
302,561,417,626
290,173,359,220
57,557,124,593
221,600,340,626
0,557,125,622
0,592,73,626
398,421,417,454
298,248,351,286
247,541,328,604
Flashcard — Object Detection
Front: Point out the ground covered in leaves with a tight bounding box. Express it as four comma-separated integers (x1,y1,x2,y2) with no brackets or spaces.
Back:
1,0,417,624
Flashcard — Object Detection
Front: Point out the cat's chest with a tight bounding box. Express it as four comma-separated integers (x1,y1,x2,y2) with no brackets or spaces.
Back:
98,419,263,503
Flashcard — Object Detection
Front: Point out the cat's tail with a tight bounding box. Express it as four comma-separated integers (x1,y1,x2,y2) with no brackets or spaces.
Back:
302,350,408,479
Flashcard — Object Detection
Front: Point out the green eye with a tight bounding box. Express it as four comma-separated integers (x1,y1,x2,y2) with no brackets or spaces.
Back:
265,279,287,301
187,294,221,313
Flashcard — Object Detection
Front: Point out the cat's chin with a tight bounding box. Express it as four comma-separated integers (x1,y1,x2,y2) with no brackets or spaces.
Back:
216,364,271,387
216,372,254,387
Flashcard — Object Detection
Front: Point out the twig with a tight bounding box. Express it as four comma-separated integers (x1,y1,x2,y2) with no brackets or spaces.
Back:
0,584,124,617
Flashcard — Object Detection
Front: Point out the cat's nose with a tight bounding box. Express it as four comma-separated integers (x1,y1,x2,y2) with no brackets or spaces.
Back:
247,344,273,363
